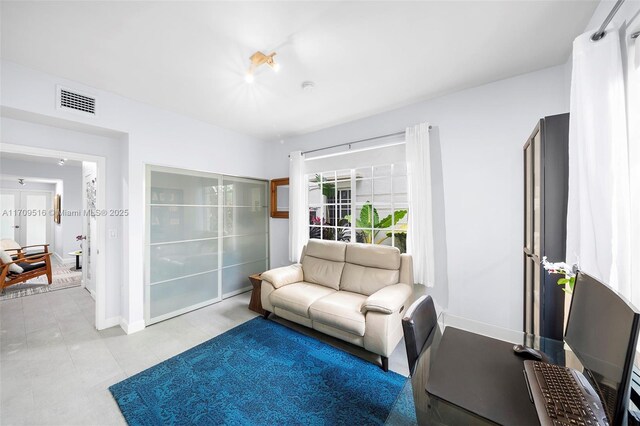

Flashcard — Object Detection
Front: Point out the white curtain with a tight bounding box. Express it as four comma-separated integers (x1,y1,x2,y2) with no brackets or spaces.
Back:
566,27,631,296
626,27,640,306
406,123,435,287
289,151,308,263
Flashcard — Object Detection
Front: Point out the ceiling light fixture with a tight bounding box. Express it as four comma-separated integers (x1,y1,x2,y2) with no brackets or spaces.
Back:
245,51,279,83
18,178,25,186
58,158,66,166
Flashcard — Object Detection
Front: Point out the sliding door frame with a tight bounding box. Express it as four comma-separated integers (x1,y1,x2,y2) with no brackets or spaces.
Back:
144,164,269,325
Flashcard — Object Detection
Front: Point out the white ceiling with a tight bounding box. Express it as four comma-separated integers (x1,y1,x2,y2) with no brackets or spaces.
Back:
0,1,599,140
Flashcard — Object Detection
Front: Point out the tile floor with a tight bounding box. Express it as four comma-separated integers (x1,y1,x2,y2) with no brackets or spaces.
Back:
0,286,414,425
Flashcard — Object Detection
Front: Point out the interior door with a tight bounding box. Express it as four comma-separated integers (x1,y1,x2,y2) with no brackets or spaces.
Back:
0,190,20,241
20,191,52,247
0,190,52,248
82,162,97,298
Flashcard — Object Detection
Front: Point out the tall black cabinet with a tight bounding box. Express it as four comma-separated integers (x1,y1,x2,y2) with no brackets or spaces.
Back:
523,113,569,340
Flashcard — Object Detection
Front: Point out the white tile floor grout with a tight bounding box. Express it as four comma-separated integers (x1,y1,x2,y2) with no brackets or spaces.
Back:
0,286,413,425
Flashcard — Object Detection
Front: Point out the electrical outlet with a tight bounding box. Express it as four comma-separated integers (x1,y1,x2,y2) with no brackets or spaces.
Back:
109,229,117,239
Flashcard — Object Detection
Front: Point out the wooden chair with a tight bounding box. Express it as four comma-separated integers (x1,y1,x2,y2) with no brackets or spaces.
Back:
1,244,53,292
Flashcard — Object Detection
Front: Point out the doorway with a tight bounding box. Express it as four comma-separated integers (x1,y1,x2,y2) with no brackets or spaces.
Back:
0,144,108,330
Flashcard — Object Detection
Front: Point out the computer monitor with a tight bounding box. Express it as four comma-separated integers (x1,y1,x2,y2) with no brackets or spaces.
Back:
565,272,640,425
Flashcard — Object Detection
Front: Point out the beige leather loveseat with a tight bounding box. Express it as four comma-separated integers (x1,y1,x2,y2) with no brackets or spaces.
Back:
260,239,414,370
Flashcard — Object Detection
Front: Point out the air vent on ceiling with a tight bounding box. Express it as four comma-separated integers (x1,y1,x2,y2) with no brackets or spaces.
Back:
56,86,96,116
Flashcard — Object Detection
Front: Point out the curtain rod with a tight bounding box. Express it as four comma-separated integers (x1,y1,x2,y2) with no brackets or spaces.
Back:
289,125,432,158
591,0,625,41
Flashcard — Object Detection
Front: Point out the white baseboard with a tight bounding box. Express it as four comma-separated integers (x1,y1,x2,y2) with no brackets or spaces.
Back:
100,316,121,330
441,312,523,344
120,317,145,335
54,252,71,263
54,252,74,264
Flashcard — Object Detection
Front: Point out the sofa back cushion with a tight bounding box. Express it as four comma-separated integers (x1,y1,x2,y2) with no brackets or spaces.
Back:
345,243,401,270
340,243,401,295
301,256,344,290
300,240,347,290
304,239,346,262
340,263,399,295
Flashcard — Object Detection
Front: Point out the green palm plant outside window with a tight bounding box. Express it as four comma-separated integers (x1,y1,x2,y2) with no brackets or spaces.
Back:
344,202,407,245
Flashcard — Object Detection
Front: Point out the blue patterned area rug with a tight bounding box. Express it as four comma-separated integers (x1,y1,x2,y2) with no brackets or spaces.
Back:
109,317,407,425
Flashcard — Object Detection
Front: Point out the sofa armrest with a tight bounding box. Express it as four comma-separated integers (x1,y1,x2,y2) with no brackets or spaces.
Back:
362,283,413,314
260,264,303,289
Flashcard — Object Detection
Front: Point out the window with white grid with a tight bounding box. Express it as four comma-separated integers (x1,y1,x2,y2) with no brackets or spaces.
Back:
307,163,408,252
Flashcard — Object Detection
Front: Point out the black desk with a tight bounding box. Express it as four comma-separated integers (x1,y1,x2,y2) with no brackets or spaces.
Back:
411,326,570,425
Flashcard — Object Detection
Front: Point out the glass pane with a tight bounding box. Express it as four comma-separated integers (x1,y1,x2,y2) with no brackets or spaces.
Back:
393,192,408,204
0,193,16,240
525,256,534,334
24,194,47,246
222,259,267,298
309,226,321,239
373,229,393,246
355,179,372,203
318,226,337,241
150,171,218,205
150,239,219,283
308,176,323,206
320,171,336,203
392,163,407,176
324,205,337,226
223,206,267,236
355,228,375,244
150,206,218,243
309,207,321,226
392,205,409,230
533,131,541,257
337,227,351,242
336,205,351,226
223,177,267,207
223,234,268,266
336,170,351,189
355,167,372,179
373,165,392,177
392,176,408,194
392,231,408,254
150,271,218,319
525,144,532,251
373,178,391,203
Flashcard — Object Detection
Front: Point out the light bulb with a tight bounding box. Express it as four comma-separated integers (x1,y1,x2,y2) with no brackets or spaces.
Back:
245,72,254,84
272,62,281,72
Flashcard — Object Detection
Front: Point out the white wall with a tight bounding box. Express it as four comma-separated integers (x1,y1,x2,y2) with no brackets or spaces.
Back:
267,64,569,332
1,60,269,331
0,157,82,260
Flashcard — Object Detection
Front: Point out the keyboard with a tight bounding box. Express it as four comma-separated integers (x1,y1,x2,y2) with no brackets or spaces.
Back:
524,360,609,426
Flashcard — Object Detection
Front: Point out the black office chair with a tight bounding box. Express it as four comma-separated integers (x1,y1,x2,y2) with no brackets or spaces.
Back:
402,295,438,376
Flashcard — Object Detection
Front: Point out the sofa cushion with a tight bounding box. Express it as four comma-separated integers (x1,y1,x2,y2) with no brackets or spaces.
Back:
0,249,23,274
340,263,399,296
305,239,346,262
270,282,336,318
345,243,400,270
301,256,344,290
309,291,367,336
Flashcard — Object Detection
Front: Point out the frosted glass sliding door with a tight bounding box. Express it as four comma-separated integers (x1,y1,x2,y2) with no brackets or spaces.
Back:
145,166,268,324
222,176,268,298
